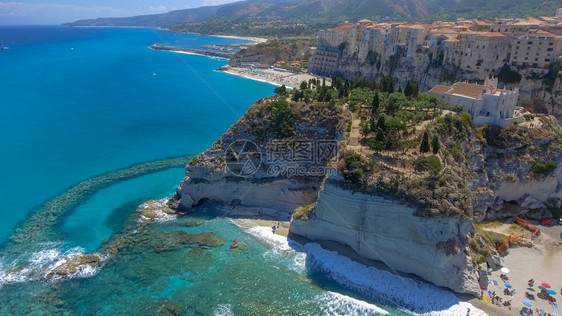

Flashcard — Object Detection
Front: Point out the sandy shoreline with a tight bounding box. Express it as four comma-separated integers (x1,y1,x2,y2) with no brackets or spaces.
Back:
221,66,328,90
209,34,268,44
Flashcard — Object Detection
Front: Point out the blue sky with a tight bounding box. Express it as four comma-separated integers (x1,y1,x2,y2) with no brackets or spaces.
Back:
0,0,240,24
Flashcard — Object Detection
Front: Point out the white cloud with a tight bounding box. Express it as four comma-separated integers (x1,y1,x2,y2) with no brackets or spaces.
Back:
201,0,241,6
149,5,166,12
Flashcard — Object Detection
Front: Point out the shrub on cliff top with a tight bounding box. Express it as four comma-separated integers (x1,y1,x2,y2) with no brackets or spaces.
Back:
532,161,557,177
342,153,372,186
293,203,316,221
414,155,442,176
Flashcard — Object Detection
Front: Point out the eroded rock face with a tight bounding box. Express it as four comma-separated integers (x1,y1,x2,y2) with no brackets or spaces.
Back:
467,122,562,220
175,97,343,219
290,174,481,296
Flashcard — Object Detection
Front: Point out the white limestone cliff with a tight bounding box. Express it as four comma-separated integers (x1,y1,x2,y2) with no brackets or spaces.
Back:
290,174,481,296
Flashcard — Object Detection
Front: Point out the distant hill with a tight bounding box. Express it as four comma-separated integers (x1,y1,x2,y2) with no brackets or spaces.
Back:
64,0,434,27
430,0,561,20
64,0,561,28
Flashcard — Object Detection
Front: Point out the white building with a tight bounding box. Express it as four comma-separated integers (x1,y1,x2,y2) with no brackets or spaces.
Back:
429,77,524,127
557,8,562,19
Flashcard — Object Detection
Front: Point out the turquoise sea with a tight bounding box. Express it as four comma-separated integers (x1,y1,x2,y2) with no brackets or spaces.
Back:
0,26,479,315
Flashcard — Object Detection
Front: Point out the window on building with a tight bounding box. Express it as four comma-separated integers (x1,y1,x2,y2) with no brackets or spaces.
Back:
547,48,554,51
527,41,532,45
545,59,550,62
549,42,553,46
516,46,519,49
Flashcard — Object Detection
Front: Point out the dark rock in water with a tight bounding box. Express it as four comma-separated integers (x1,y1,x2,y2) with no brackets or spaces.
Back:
166,194,181,210
154,299,182,316
177,232,225,247
178,219,207,227
230,240,239,249
46,254,100,278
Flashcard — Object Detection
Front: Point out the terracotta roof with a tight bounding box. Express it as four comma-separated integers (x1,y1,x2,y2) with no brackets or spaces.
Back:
529,30,557,37
475,21,491,26
357,19,373,23
428,85,451,95
334,24,354,30
449,82,485,99
474,32,507,37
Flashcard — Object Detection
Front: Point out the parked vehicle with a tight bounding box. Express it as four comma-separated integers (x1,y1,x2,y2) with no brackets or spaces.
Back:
540,218,553,226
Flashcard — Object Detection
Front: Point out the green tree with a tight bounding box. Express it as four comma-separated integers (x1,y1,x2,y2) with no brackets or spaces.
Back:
381,77,395,93
368,139,385,152
498,64,522,84
360,119,370,136
431,134,440,154
404,81,419,98
386,92,406,116
292,89,300,101
420,131,430,154
274,84,287,95
300,81,308,90
371,92,380,114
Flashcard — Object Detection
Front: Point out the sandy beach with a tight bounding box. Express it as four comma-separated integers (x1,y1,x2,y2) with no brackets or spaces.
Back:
209,34,268,44
243,217,562,315
475,222,562,315
222,66,328,89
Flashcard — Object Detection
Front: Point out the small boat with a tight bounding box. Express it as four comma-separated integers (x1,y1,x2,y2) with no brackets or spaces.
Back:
152,72,157,76
1,41,8,50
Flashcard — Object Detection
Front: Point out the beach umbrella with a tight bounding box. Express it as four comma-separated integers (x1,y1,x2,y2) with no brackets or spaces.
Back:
505,283,513,288
539,285,548,291
501,267,510,274
541,283,551,288
523,300,533,307
547,289,557,295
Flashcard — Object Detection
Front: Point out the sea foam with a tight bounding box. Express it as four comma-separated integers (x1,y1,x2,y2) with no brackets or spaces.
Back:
304,243,487,316
0,244,104,287
240,224,486,316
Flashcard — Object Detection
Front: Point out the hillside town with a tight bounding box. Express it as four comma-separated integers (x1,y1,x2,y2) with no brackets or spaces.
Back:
310,11,562,79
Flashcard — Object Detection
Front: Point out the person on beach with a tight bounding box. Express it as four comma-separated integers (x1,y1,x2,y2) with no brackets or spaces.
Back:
272,226,276,234
466,308,470,316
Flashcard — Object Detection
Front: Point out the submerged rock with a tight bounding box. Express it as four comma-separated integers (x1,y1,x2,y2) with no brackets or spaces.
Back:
177,232,225,247
178,219,207,227
230,240,239,249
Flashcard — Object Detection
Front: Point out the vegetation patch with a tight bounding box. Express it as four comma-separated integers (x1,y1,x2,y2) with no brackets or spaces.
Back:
293,203,316,221
532,161,557,177
414,155,442,176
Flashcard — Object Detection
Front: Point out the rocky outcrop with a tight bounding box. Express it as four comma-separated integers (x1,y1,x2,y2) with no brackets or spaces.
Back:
467,120,562,220
290,174,481,296
46,254,101,279
174,96,344,218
